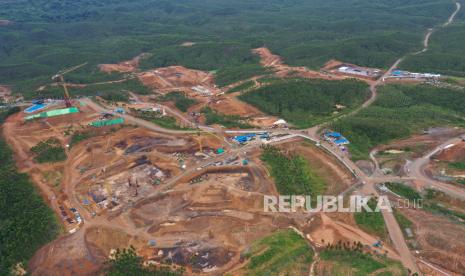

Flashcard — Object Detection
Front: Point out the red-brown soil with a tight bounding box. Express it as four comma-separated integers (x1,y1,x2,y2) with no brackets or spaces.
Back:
99,54,148,73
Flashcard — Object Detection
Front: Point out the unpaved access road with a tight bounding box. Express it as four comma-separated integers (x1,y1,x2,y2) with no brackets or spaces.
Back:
416,1,462,54
82,98,196,135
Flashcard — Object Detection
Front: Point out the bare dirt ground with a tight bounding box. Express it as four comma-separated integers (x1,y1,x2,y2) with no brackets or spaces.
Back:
99,53,149,73
4,104,291,274
209,96,267,117
139,66,218,94
28,228,105,275
321,59,345,71
306,213,400,260
252,47,345,81
0,85,12,102
4,76,425,275
426,141,465,181
5,112,400,275
374,127,463,176
433,142,465,162
400,208,465,275
252,47,283,67
322,59,383,82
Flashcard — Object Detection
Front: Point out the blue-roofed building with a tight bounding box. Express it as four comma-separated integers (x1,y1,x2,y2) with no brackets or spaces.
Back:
234,133,257,143
392,70,404,76
334,138,350,145
325,132,342,138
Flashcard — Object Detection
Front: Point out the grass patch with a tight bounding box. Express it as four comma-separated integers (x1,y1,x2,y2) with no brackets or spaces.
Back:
43,170,63,188
132,110,188,130
393,209,413,238
202,107,252,129
159,92,198,112
449,159,465,171
260,145,326,196
384,182,422,201
69,131,95,148
354,198,387,239
423,189,465,224
239,78,369,128
319,249,405,276
424,203,465,222
31,138,67,163
227,80,255,94
332,84,465,160
242,229,313,275
215,64,270,87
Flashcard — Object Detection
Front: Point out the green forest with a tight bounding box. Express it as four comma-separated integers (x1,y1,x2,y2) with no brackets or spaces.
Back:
240,78,369,128
332,84,465,160
401,6,465,77
31,138,67,163
159,92,198,112
202,107,252,129
0,109,60,275
20,78,150,100
260,145,326,196
0,0,459,95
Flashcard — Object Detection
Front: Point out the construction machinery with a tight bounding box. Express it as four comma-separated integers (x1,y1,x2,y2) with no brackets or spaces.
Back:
52,62,87,107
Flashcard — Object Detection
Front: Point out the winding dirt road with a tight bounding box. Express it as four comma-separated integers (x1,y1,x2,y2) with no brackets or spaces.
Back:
415,1,461,55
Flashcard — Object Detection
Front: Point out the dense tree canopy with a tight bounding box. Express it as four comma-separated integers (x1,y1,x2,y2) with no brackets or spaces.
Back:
0,108,60,275
240,78,369,128
0,0,458,96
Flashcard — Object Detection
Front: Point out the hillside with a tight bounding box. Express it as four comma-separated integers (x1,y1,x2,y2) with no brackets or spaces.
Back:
0,0,457,92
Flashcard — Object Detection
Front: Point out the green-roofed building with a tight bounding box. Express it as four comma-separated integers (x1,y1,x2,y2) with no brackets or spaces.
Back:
25,107,79,120
90,117,124,127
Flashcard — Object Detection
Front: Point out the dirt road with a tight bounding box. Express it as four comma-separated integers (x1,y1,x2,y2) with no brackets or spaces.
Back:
415,1,461,55
407,136,465,200
444,2,461,27
82,98,196,135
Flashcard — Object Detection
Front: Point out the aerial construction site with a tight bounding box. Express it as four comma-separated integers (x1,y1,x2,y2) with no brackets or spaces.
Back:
2,34,465,275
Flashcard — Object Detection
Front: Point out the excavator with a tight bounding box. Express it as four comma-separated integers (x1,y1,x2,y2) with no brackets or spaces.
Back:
52,62,87,107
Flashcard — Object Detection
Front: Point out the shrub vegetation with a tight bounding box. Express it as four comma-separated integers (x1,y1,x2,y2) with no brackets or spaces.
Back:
260,145,326,196
31,138,67,163
332,84,465,160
